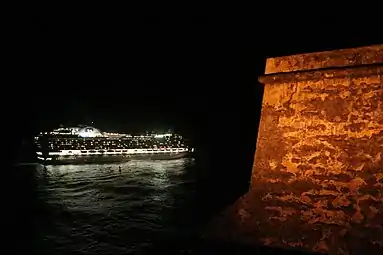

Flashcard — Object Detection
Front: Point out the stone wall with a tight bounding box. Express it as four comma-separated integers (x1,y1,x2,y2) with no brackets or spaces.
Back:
204,45,383,254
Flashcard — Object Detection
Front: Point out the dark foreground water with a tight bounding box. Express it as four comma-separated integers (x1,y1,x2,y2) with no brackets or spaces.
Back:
28,159,207,254
10,159,307,254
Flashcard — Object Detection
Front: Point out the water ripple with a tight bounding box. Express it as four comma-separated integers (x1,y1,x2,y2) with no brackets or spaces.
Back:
31,158,199,254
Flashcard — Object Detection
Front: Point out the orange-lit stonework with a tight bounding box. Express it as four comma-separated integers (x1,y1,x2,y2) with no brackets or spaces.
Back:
204,45,383,254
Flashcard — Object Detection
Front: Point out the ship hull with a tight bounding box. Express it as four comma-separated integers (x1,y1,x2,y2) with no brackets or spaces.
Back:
37,152,191,165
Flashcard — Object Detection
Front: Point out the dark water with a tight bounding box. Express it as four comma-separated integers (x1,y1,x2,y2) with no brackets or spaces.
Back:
24,159,210,254
11,159,303,254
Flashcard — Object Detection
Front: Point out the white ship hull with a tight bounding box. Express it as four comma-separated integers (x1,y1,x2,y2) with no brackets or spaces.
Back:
36,149,193,165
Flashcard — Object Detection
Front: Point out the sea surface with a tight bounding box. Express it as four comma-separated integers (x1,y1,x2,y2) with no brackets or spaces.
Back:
13,158,222,254
10,159,305,255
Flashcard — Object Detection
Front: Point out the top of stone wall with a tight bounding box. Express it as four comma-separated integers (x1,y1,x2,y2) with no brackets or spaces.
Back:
265,45,383,74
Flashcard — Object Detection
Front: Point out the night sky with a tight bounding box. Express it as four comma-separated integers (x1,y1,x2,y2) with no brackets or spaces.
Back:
18,15,381,152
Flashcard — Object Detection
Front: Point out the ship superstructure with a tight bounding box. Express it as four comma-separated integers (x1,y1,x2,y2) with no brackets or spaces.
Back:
35,126,194,164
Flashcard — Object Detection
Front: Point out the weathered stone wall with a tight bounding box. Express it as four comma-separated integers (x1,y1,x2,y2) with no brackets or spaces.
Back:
204,45,383,254
264,45,383,74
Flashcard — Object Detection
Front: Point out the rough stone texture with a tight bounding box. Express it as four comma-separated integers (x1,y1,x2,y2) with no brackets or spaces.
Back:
204,45,383,254
265,45,383,74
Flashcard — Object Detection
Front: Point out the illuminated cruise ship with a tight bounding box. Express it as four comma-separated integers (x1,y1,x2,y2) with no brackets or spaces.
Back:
34,126,194,165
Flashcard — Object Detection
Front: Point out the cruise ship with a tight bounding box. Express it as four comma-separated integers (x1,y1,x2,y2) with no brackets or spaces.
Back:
34,126,194,165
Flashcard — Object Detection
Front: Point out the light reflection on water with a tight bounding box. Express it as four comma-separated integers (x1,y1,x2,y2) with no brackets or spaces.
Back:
35,158,199,254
